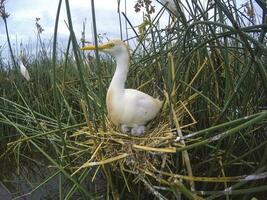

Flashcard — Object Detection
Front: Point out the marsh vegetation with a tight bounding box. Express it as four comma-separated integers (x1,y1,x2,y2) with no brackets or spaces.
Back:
0,0,267,199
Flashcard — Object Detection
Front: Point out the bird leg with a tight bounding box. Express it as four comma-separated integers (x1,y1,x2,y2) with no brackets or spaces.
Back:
121,124,130,133
131,125,145,136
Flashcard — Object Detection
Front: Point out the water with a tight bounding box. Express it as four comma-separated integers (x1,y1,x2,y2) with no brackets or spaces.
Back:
0,163,106,199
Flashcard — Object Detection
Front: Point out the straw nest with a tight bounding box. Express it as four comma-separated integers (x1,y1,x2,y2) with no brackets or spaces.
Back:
70,96,197,193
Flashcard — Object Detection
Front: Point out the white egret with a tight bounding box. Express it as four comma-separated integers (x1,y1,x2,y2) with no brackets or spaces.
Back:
19,59,30,81
81,40,162,136
160,0,180,15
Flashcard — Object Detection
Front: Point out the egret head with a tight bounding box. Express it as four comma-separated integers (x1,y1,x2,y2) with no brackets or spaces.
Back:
81,39,129,57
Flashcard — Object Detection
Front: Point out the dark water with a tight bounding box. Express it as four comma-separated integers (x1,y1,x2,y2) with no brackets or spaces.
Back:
0,186,11,199
0,171,59,200
0,164,106,200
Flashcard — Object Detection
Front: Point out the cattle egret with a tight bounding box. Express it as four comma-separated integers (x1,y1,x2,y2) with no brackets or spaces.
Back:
19,59,30,81
81,40,162,136
160,0,183,16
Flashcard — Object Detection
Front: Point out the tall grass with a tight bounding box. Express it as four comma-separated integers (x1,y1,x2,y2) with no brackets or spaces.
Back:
0,0,267,199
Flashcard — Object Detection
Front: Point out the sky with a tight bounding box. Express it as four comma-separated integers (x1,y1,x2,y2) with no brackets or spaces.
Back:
0,0,149,50
0,0,260,57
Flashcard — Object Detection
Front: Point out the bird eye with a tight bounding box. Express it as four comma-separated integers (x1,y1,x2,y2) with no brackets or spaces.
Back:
109,43,115,48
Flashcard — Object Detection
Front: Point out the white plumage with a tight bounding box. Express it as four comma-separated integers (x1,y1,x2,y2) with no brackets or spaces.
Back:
160,0,183,15
81,40,162,136
19,59,30,81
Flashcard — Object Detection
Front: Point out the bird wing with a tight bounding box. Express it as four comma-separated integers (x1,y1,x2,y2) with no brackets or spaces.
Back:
121,89,162,125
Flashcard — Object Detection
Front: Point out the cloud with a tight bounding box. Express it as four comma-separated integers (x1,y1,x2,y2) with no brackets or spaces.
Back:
0,0,58,42
0,0,133,45
1,0,248,52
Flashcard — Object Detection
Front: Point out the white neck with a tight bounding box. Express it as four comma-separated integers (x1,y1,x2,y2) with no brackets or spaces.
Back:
109,52,129,93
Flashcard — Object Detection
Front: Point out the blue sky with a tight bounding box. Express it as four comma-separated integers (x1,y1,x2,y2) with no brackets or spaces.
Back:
0,0,145,49
0,0,260,57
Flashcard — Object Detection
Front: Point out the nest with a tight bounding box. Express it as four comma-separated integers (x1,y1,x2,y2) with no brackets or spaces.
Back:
69,97,198,197
72,121,176,171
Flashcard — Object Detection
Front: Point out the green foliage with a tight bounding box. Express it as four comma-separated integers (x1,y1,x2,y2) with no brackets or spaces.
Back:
0,0,267,199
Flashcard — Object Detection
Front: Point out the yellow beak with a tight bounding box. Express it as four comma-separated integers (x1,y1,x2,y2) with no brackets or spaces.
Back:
80,43,111,51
